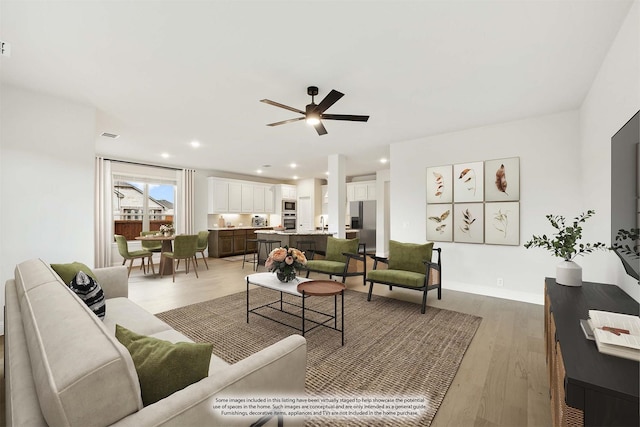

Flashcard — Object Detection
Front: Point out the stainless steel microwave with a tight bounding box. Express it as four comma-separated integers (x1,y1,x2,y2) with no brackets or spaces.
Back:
282,200,296,213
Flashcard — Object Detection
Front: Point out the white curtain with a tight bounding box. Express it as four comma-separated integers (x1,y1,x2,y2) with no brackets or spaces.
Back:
94,157,113,268
178,168,196,234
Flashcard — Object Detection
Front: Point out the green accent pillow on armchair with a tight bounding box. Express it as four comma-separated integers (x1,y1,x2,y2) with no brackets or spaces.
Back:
115,325,213,406
388,240,433,274
325,236,359,263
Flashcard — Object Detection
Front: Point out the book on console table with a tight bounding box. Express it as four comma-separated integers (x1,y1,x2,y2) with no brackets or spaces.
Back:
588,310,640,362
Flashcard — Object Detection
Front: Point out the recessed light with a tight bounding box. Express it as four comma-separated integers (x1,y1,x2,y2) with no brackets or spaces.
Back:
325,171,330,175
380,158,388,164
293,175,298,180
190,140,201,148
256,169,263,174
161,153,170,159
290,163,297,169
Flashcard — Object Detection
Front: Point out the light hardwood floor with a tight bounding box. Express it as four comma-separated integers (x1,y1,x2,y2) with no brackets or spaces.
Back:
0,256,551,427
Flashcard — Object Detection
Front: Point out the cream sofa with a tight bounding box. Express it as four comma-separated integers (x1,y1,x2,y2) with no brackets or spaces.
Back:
5,259,307,427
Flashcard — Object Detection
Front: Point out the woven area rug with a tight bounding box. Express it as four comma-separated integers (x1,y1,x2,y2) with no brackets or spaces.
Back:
157,288,481,426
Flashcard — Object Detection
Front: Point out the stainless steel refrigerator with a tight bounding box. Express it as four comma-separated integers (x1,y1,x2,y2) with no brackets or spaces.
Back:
350,200,376,253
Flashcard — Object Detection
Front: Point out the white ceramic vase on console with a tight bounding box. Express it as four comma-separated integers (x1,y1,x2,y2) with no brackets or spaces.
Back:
556,260,582,287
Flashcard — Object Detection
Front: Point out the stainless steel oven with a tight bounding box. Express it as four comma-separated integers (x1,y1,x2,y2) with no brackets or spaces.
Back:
282,199,296,213
283,213,296,231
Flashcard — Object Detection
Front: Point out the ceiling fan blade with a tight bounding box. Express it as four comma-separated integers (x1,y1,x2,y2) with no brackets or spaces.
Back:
260,99,305,115
266,117,305,127
313,89,344,114
314,121,328,136
322,114,370,122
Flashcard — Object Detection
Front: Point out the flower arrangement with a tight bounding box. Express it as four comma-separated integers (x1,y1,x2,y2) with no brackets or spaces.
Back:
159,224,174,235
265,246,307,282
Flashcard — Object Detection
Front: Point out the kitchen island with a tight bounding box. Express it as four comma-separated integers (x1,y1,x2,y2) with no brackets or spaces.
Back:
255,231,334,256
208,227,272,258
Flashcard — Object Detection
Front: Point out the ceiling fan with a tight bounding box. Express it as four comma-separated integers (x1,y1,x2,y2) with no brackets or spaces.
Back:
260,86,369,136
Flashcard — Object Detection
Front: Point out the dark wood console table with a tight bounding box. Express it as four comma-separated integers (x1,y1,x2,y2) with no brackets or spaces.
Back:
544,277,639,426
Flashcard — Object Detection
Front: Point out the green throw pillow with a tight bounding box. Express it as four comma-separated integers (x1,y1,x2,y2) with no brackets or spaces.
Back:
115,325,213,406
325,236,359,263
388,240,434,274
51,262,97,285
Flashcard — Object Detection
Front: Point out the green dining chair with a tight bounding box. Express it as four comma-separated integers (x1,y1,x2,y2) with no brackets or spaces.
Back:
160,234,199,282
194,230,210,270
114,234,155,277
139,231,162,253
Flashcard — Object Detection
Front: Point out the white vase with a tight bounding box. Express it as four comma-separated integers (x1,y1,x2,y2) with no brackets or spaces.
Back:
556,260,582,286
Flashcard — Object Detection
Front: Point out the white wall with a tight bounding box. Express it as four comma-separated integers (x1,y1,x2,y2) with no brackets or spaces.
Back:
579,0,640,301
0,85,96,332
391,111,582,304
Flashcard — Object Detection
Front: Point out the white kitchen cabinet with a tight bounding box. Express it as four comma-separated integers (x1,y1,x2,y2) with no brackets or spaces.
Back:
228,182,242,212
265,185,275,213
241,184,254,212
281,184,296,200
253,185,265,212
347,180,376,201
367,182,376,200
208,178,229,213
346,183,355,202
209,179,286,214
354,184,368,201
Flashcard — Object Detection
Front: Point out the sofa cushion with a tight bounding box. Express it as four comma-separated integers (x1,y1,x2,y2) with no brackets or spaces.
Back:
103,297,175,337
325,236,359,263
367,269,426,287
50,261,97,286
304,260,346,274
388,240,433,274
116,325,213,406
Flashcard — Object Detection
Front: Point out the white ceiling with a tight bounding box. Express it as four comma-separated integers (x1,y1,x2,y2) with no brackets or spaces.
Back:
0,1,633,181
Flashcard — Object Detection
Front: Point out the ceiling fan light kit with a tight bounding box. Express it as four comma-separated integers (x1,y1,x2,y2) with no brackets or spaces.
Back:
261,86,369,135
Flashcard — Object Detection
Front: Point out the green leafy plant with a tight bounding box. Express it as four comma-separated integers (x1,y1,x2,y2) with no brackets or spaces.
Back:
524,210,608,261
611,228,640,258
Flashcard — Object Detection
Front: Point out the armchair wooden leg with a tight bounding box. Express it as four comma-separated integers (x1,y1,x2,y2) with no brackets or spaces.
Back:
172,259,176,283
421,289,428,314
306,270,310,278
367,281,374,301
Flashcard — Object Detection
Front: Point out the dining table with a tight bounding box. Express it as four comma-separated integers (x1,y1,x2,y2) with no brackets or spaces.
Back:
135,234,175,275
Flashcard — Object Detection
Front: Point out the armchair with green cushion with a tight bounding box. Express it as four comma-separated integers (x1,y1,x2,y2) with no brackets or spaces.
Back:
366,240,441,313
303,236,367,286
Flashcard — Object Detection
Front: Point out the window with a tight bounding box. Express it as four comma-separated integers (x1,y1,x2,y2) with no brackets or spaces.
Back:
112,173,177,240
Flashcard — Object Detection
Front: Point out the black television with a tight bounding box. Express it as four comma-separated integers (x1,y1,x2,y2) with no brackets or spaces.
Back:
611,110,639,281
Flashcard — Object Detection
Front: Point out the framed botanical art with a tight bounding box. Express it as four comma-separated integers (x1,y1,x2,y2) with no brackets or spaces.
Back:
426,203,452,242
484,157,520,201
453,161,484,202
485,202,520,245
426,165,453,203
453,203,484,244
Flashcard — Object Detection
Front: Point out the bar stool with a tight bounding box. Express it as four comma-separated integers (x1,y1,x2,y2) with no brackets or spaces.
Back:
296,240,316,256
242,238,261,270
257,239,281,270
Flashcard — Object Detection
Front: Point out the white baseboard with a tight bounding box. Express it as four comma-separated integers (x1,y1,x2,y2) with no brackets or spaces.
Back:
444,280,544,306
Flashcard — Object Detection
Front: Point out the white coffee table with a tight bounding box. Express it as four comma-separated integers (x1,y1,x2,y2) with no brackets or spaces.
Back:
245,272,345,345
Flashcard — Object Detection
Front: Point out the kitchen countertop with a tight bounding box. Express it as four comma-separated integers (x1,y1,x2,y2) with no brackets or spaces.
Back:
209,226,273,231
256,230,335,236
